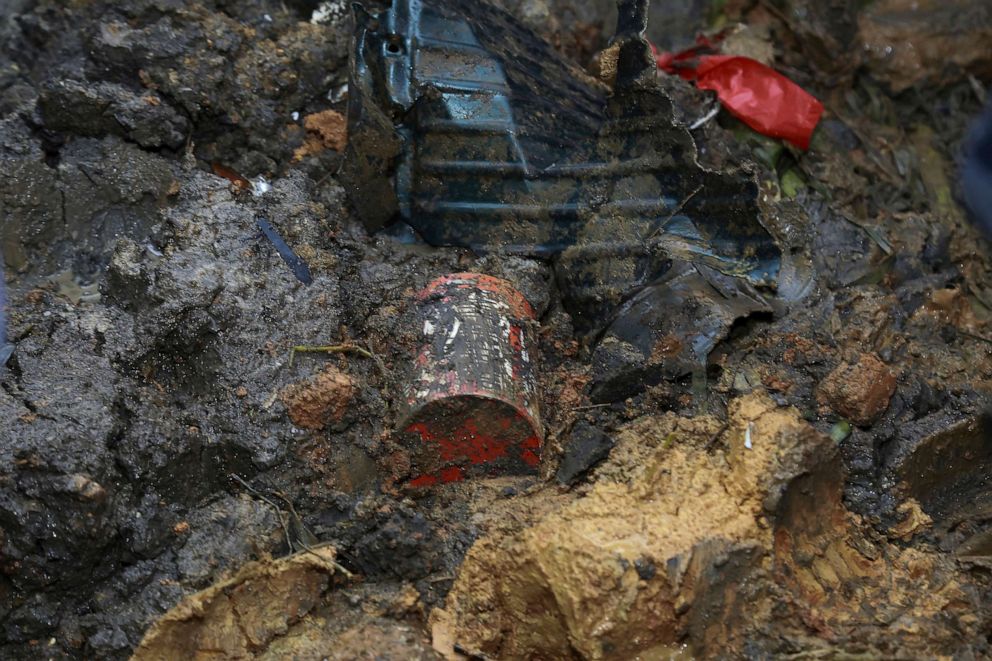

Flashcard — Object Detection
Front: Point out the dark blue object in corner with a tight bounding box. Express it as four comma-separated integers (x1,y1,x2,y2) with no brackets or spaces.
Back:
0,256,13,368
963,102,992,235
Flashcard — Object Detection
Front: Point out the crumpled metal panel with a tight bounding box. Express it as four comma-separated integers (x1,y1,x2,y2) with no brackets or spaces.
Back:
343,0,782,329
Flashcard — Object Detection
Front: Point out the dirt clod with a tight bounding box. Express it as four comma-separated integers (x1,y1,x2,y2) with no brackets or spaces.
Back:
816,353,898,426
295,109,348,161
280,366,356,431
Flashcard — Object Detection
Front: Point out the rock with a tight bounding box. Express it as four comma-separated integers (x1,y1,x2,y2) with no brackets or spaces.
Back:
556,422,615,485
133,546,347,660
281,366,356,431
431,393,838,659
817,353,897,426
64,474,107,503
105,238,153,310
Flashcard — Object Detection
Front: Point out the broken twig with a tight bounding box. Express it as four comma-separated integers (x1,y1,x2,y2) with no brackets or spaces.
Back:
230,473,295,552
289,342,374,367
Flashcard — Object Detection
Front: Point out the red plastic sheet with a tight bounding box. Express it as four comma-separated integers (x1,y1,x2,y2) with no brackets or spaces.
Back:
655,39,824,150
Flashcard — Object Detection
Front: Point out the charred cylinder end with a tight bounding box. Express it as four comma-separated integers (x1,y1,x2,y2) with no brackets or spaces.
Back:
403,395,542,487
401,273,542,487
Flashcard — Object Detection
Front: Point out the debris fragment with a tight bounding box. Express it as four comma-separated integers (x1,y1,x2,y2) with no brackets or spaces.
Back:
556,422,615,485
280,365,356,431
829,420,852,443
655,34,824,150
400,273,541,486
211,162,252,192
256,217,313,285
311,0,348,26
589,263,772,402
816,353,897,426
250,176,272,197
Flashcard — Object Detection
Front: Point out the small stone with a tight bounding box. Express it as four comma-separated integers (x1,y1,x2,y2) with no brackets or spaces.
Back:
634,557,656,581
66,474,107,502
817,353,897,426
829,420,852,443
173,521,191,535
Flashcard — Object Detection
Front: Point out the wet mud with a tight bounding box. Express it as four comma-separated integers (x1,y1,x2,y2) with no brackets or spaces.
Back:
1,0,992,659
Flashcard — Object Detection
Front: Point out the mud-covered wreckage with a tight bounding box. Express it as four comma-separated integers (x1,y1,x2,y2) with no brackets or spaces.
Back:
342,0,785,401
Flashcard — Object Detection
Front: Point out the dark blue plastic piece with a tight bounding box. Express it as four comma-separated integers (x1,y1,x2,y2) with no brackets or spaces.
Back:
257,217,313,285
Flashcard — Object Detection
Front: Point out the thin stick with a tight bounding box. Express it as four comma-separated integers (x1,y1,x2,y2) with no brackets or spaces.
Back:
230,473,294,553
271,489,353,576
573,403,612,411
689,104,720,130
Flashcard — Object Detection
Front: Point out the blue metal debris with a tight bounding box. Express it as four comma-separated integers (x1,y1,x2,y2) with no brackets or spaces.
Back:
342,0,781,332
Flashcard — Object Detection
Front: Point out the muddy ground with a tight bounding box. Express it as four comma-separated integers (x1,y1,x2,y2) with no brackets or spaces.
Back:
2,0,992,659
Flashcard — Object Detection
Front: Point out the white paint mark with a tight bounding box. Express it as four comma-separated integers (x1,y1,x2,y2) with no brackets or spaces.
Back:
423,320,435,335
745,422,754,450
445,318,461,346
